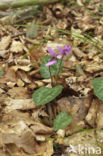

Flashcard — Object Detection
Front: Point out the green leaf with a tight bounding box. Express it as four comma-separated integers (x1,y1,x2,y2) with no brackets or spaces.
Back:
40,56,63,79
32,85,63,106
26,23,38,39
54,111,73,131
0,70,4,77
92,78,103,101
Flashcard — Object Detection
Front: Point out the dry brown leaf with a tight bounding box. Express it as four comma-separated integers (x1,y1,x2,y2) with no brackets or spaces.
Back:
57,96,91,135
0,36,11,51
66,76,92,96
85,63,103,73
63,129,102,156
0,50,9,57
12,65,31,72
17,58,31,66
76,11,94,31
10,40,24,53
2,130,36,154
32,108,48,121
2,110,29,122
73,47,86,59
7,82,16,87
29,45,45,67
8,87,30,99
5,98,36,112
96,100,103,129
56,19,68,29
30,122,53,135
77,0,84,6
0,88,5,94
0,149,5,156
86,99,99,127
17,70,31,83
0,67,17,83
17,79,24,87
17,130,36,154
57,96,91,121
52,3,64,18
43,139,53,156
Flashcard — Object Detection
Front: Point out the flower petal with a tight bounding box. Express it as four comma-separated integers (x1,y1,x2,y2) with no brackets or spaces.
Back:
57,46,64,55
64,45,72,56
57,54,62,59
64,45,68,50
46,60,57,66
47,47,56,57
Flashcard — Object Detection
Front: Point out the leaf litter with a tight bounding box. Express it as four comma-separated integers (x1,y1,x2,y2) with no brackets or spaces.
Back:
0,0,103,155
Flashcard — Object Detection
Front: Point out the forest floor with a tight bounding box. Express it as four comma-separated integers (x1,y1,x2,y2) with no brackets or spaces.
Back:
0,0,103,156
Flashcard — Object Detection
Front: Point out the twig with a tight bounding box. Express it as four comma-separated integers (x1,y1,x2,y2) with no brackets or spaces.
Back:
11,32,25,37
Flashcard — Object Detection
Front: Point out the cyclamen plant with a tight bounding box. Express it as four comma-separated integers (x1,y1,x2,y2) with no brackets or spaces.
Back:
45,45,72,86
32,44,73,130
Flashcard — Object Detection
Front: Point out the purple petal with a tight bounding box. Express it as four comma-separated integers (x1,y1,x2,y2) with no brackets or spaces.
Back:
64,45,72,56
57,54,62,59
47,47,56,57
64,45,68,50
57,46,64,55
46,60,57,66
67,45,72,51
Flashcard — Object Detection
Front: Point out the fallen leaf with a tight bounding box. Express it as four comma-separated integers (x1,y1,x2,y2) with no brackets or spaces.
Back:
5,98,36,112
0,36,11,51
8,87,30,99
10,40,24,53
86,99,99,127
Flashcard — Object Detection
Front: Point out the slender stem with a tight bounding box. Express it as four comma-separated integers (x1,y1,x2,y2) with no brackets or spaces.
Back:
55,54,64,85
57,54,64,77
49,66,54,87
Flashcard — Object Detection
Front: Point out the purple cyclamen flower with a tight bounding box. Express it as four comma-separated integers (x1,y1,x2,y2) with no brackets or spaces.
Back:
46,45,72,66
57,45,72,58
47,47,56,57
46,47,57,66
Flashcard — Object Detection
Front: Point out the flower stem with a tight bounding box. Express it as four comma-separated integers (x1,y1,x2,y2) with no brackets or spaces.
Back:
57,54,64,76
49,66,54,87
55,55,64,85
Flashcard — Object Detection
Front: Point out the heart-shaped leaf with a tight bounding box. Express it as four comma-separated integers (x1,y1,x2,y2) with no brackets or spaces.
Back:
54,111,73,131
32,85,63,106
40,56,63,79
93,77,103,101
